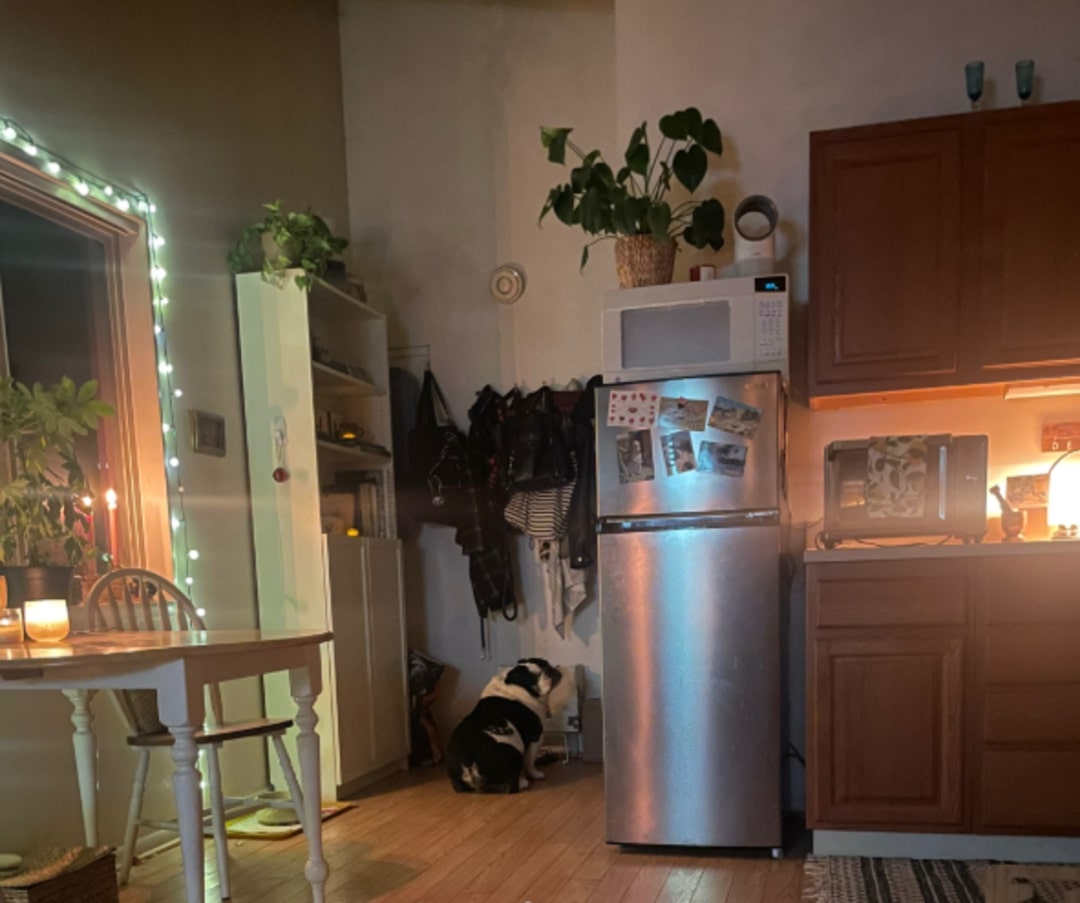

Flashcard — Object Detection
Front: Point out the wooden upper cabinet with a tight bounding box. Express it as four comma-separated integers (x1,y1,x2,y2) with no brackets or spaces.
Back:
809,100,1080,404
975,106,1080,379
810,124,963,397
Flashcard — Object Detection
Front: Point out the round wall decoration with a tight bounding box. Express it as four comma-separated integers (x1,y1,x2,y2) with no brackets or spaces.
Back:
490,264,526,304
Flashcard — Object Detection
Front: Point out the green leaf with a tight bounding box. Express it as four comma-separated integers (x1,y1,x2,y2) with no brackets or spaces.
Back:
647,202,672,241
578,187,609,234
540,126,572,164
684,107,704,143
682,198,726,250
701,118,723,155
673,144,708,193
580,244,590,271
659,111,689,141
624,124,649,176
615,166,631,185
570,162,592,193
553,186,576,226
610,190,635,235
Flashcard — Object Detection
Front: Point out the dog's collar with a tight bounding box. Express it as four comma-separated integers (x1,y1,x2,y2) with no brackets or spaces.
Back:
480,675,550,719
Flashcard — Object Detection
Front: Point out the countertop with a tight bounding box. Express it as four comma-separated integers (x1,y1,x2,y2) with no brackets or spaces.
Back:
803,539,1080,563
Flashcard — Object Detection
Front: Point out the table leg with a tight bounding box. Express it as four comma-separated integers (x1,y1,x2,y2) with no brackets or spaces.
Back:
62,689,98,846
157,664,205,903
290,649,328,902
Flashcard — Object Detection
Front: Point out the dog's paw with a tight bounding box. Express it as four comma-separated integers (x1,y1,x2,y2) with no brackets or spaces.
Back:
527,769,546,780
518,775,530,791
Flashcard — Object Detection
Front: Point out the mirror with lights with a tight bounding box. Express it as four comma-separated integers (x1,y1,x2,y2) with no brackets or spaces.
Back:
0,119,190,603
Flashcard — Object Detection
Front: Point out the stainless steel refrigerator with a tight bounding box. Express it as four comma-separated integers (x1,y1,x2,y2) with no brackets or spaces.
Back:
597,371,784,850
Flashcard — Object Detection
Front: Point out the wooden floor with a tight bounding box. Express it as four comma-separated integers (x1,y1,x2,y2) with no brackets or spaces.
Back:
119,763,806,902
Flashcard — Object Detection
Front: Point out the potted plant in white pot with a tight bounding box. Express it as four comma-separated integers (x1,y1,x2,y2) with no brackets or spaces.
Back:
0,377,113,608
540,107,726,287
228,200,349,291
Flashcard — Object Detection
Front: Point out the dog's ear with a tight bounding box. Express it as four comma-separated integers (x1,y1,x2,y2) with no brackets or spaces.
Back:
504,664,541,697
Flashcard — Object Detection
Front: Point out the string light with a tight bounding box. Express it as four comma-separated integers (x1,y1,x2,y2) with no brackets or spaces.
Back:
0,117,200,607
105,488,118,511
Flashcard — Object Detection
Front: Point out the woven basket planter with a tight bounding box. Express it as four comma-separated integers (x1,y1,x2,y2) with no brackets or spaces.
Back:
0,848,116,903
614,235,676,288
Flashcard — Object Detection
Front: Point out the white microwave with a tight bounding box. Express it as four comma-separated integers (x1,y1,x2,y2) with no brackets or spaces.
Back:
601,273,789,382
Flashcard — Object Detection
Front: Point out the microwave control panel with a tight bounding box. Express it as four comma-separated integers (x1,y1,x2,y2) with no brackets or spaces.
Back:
754,294,787,360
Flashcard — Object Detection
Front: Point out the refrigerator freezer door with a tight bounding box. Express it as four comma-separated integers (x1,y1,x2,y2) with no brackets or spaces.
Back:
600,525,782,847
596,373,781,519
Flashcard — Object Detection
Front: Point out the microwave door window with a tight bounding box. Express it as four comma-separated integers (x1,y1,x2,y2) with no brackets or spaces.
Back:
621,300,732,370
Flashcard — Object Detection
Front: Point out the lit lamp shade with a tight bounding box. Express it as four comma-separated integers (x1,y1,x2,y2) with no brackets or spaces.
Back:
23,599,71,643
1048,452,1080,539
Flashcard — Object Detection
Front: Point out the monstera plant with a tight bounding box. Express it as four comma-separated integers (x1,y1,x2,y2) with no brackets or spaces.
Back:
540,107,726,287
0,377,113,607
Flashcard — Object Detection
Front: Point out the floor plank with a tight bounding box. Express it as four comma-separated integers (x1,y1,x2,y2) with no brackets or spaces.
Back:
117,763,804,902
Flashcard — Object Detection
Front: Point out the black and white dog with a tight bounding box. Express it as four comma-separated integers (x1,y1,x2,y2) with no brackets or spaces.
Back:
446,658,562,793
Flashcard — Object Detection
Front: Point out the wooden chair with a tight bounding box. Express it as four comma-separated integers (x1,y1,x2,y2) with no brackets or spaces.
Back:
85,568,307,898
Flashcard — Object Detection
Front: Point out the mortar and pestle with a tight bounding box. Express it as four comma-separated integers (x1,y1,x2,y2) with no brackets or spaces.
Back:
990,484,1026,541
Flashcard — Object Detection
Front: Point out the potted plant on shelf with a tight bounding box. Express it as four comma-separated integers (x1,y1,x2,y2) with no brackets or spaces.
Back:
540,107,726,288
228,200,349,292
0,377,113,608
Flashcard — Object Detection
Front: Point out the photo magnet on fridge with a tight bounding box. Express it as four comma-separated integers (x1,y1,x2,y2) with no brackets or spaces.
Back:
697,440,748,478
657,397,709,432
660,430,697,476
607,390,659,428
708,396,763,439
616,429,655,483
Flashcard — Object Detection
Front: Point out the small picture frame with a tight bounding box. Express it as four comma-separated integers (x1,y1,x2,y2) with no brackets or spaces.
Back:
189,410,226,457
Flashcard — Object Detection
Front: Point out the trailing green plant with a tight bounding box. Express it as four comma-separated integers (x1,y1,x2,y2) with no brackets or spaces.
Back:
540,107,726,269
228,200,348,291
0,377,114,567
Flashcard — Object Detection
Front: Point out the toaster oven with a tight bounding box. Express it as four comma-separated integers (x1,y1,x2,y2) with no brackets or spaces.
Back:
822,434,989,547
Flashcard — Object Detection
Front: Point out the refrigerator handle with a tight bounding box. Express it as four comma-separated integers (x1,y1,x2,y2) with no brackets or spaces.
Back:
779,380,790,508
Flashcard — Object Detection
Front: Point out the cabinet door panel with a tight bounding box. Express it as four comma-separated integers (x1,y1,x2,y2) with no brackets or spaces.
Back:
980,751,1080,833
809,630,965,829
810,126,962,395
366,538,409,771
326,536,374,786
977,106,1080,378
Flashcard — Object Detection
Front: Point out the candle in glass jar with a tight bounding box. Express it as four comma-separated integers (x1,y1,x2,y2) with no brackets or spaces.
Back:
24,599,70,643
0,609,23,646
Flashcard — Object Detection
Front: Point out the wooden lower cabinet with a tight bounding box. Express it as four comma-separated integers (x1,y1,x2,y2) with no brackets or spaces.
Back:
809,629,965,829
809,552,1080,836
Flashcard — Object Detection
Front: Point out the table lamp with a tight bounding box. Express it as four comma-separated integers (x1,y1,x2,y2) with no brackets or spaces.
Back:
1048,448,1080,540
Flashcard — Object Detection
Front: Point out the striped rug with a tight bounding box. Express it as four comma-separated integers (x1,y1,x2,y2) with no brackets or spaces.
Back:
804,856,1080,902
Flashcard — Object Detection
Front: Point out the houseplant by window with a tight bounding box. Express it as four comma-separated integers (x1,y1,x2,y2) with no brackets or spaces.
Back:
540,107,726,287
0,377,113,608
228,200,349,291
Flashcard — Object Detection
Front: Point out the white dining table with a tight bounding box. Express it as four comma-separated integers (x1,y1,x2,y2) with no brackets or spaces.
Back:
0,628,332,903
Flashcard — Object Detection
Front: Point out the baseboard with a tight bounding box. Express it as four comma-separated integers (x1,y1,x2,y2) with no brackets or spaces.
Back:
337,758,408,799
814,830,1080,863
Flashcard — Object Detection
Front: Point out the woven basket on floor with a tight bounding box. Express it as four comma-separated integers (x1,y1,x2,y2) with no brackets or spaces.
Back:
614,234,677,288
0,848,117,903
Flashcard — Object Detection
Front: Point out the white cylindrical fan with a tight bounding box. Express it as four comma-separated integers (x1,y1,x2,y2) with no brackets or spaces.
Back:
729,194,779,276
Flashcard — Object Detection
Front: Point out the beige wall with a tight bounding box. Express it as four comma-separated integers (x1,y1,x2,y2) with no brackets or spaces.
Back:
0,1,348,849
340,0,615,728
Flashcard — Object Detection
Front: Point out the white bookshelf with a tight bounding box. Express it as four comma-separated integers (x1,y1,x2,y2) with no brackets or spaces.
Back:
236,270,408,799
